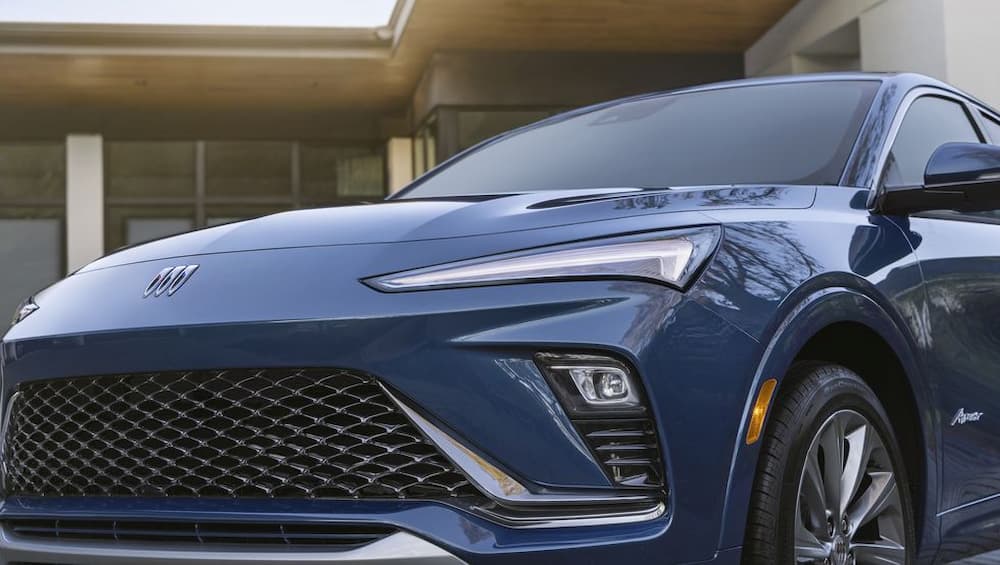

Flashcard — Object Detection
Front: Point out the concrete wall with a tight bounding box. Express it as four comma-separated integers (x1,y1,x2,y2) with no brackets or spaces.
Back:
747,0,1000,108
943,0,1000,108
745,0,876,77
859,0,948,78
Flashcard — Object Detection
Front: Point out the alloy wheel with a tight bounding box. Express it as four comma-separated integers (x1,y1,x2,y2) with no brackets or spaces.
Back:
794,409,907,564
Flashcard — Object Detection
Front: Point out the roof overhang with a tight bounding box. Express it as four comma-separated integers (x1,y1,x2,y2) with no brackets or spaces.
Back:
0,0,796,113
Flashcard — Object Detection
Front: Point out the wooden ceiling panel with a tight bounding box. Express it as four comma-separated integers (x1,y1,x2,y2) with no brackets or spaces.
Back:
0,0,798,111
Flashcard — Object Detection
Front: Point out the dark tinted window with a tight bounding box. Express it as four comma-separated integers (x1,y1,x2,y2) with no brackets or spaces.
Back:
967,112,1000,221
981,112,1000,145
400,81,879,198
882,97,980,188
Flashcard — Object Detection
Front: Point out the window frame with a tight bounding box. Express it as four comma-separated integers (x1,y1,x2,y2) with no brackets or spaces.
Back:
974,108,1000,145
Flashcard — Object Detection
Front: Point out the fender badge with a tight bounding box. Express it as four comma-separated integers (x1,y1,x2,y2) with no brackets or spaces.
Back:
951,408,983,427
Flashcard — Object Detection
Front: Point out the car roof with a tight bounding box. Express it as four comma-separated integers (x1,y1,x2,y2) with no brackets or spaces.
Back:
636,72,995,113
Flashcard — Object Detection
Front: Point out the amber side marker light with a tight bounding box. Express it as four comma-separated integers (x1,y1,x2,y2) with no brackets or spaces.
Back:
746,378,779,445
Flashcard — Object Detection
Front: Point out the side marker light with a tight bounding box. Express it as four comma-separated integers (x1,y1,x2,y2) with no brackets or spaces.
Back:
746,378,778,445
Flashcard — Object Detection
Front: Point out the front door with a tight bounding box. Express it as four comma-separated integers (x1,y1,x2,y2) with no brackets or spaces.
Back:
881,92,1000,557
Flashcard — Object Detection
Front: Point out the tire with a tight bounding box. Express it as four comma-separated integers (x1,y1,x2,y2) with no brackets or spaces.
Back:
742,363,916,565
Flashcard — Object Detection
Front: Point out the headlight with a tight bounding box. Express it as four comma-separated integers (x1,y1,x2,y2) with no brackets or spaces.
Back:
10,297,39,326
366,226,720,292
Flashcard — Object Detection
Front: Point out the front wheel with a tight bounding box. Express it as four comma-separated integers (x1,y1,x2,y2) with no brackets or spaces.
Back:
742,363,915,565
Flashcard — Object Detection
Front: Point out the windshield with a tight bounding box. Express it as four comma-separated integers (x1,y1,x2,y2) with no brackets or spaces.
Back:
398,80,879,198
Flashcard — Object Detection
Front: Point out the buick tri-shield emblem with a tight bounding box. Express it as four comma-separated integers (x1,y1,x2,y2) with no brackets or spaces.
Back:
143,265,199,297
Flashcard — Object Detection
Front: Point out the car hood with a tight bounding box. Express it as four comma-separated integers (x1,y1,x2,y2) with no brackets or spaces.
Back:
81,185,815,272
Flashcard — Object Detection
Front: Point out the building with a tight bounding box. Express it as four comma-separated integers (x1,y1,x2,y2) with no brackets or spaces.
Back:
1,0,998,317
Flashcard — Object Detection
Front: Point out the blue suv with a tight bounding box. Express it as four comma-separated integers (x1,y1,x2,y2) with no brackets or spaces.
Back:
5,73,1000,564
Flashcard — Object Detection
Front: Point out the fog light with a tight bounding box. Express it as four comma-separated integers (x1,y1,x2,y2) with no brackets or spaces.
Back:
568,367,633,404
536,353,663,489
537,354,645,416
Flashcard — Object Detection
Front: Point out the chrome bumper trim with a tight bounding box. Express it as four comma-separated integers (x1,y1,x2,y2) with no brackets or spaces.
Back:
473,501,667,529
384,388,665,527
0,529,467,565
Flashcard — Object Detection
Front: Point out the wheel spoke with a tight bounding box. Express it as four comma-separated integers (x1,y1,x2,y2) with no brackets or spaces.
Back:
852,538,905,564
801,446,828,528
847,471,896,531
840,422,872,516
819,414,846,520
795,521,829,561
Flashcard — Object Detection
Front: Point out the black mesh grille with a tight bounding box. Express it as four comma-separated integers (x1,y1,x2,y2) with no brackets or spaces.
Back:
4,369,480,499
5,518,395,547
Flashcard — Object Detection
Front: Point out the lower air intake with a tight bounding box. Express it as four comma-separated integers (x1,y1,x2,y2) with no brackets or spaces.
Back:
4,519,395,548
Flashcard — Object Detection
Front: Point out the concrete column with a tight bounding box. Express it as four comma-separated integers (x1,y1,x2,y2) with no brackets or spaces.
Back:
747,0,1000,108
66,134,104,272
746,0,949,79
745,0,879,77
942,0,1000,108
386,137,414,194
859,0,947,78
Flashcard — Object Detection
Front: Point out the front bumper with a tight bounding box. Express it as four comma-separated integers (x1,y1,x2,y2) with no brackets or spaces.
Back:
2,250,760,563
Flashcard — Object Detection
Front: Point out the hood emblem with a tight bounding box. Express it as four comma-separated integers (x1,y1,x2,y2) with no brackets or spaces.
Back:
143,265,199,298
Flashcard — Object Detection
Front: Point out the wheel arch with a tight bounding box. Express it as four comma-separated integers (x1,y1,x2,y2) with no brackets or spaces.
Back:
716,286,940,557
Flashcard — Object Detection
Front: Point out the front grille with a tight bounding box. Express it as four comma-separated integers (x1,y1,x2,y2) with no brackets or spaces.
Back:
5,518,395,548
4,369,480,500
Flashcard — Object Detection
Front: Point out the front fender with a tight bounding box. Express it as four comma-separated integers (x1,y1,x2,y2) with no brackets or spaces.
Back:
715,285,940,554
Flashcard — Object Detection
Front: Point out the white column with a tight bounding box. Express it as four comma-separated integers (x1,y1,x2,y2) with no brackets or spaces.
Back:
859,0,947,79
66,134,104,272
745,0,880,77
942,0,1000,108
746,0,951,80
386,137,414,194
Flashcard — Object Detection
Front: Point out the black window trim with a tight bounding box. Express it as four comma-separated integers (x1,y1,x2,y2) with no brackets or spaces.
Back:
972,107,1000,145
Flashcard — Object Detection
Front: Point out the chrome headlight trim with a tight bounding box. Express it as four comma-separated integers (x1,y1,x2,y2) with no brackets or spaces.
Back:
365,226,721,292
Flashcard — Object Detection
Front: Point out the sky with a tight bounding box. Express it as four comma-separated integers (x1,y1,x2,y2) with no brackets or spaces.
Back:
0,0,399,27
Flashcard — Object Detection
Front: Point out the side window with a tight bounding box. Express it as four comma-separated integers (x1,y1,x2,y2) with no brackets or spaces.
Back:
981,112,1000,145
882,96,981,188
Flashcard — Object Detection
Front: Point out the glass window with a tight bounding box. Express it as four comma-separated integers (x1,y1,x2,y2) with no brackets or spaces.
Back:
413,116,438,177
963,113,1000,221
106,141,195,199
105,140,386,251
981,112,1000,146
0,218,62,318
0,142,65,317
0,143,65,202
400,81,879,198
106,206,195,249
882,97,981,188
205,142,292,199
125,218,196,246
300,144,385,202
205,205,286,227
